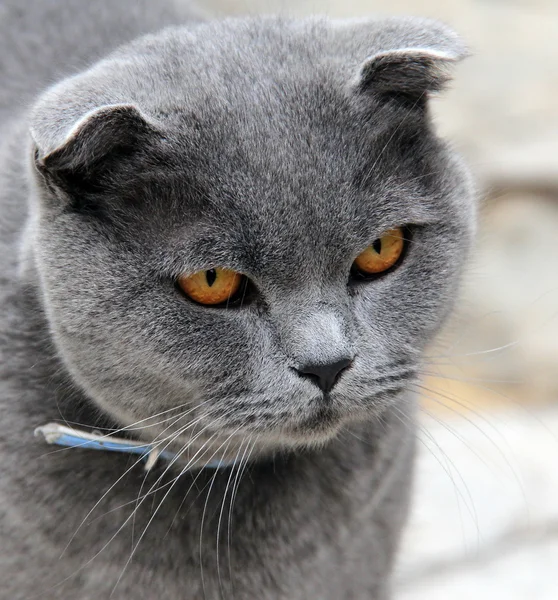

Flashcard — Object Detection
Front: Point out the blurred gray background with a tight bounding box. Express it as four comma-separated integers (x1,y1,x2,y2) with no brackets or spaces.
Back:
205,1,558,597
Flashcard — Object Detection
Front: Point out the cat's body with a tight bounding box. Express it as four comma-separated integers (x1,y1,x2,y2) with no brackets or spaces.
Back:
0,1,474,598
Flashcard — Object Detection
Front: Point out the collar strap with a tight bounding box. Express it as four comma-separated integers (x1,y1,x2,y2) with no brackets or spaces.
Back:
34,422,230,472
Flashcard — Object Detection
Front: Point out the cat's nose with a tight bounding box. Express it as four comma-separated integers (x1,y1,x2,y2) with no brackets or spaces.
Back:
295,357,353,394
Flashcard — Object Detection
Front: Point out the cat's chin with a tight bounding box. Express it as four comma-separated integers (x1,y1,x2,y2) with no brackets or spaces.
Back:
157,408,359,468
87,382,398,469
164,430,346,470
281,406,347,443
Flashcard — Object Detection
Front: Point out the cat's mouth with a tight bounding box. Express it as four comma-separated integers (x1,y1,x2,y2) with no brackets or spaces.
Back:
286,404,344,438
259,400,356,448
139,402,347,465
125,381,402,464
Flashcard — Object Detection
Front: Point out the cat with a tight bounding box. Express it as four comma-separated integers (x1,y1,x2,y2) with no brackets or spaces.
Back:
0,0,475,598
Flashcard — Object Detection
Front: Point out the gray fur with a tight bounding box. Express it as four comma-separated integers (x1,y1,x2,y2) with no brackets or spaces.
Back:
0,1,475,598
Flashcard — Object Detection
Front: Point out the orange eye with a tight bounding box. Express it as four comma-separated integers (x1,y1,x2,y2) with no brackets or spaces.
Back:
178,268,242,305
353,228,406,275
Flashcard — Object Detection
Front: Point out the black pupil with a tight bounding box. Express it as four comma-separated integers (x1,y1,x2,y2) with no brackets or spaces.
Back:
372,238,382,254
206,269,217,287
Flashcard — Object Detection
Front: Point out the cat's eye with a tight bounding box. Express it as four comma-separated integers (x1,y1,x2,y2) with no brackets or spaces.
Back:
178,268,243,306
352,227,406,277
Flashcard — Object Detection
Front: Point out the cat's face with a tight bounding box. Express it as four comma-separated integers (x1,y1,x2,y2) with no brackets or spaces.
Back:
29,18,474,460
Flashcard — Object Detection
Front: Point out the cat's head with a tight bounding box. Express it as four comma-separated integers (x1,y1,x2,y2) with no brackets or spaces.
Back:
28,17,475,461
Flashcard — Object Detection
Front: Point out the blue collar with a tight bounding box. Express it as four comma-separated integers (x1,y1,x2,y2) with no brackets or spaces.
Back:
34,422,230,472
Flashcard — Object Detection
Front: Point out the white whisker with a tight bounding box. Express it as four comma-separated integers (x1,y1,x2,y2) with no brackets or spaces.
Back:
110,426,244,597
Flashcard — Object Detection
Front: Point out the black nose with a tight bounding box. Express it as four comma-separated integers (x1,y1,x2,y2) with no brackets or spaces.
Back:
295,357,353,393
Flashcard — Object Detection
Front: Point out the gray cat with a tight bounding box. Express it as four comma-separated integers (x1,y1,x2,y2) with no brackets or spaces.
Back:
0,0,475,598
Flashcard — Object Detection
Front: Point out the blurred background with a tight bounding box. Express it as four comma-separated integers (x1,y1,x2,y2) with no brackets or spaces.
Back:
207,1,558,597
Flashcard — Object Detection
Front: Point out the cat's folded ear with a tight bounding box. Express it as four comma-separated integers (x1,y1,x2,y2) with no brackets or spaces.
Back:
31,101,160,198
345,17,468,100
